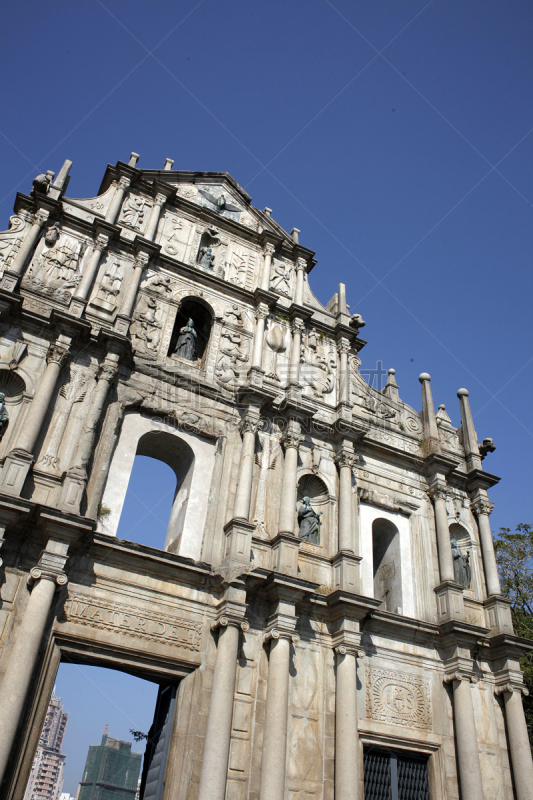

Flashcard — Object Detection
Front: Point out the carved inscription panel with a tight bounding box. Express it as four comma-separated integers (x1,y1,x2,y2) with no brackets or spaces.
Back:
365,666,432,730
62,592,203,651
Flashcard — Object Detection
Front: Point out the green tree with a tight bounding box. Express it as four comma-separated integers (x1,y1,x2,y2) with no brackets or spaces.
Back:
494,523,533,743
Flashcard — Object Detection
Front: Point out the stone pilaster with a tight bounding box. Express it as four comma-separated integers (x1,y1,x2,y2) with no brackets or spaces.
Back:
261,242,275,291
288,318,304,387
0,208,49,291
144,191,167,241
233,410,262,521
428,481,455,583
250,302,269,377
335,443,357,553
0,341,70,495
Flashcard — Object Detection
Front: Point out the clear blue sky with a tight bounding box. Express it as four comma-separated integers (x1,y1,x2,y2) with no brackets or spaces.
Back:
2,1,532,793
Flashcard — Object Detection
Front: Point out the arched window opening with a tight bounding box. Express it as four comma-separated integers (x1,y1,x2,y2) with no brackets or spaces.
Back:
167,298,212,361
449,522,473,591
372,518,402,613
114,431,195,552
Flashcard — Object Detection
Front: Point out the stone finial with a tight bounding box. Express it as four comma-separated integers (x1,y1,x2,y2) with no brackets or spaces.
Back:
163,158,174,170
419,373,439,441
291,227,300,244
457,387,482,471
128,152,140,167
382,368,399,401
263,207,272,216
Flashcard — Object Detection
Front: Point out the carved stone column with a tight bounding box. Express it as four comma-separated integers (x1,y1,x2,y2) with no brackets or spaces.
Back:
445,671,484,800
335,444,356,553
277,423,303,535
105,176,130,224
0,534,70,785
471,495,501,596
0,209,49,291
335,644,365,800
233,411,261,521
337,337,350,405
428,482,454,583
0,342,70,495
496,683,533,800
198,588,248,800
261,242,275,291
59,358,119,514
114,252,149,334
251,303,269,371
288,318,304,387
259,628,300,800
71,233,109,310
144,192,166,240
295,257,306,306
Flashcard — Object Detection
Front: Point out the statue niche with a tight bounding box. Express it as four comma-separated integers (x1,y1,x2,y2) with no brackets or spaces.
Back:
296,473,329,547
168,298,213,362
196,227,221,273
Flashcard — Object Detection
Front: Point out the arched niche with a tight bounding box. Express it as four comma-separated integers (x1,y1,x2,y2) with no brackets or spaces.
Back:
449,521,477,594
168,297,213,362
0,368,27,456
359,504,415,617
98,411,216,560
296,473,330,547
372,518,402,613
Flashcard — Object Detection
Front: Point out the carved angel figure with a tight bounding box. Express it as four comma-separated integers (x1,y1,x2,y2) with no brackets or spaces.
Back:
97,259,123,305
121,196,150,230
198,189,240,214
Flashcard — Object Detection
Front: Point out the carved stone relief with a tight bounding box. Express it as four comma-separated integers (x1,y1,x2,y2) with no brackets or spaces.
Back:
270,258,293,297
0,215,26,277
89,257,124,314
119,193,152,232
365,666,432,730
23,229,84,303
39,368,89,471
130,295,166,359
215,329,250,389
300,329,336,402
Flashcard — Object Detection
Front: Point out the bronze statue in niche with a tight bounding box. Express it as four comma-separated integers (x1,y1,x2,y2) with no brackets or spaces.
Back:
174,318,197,361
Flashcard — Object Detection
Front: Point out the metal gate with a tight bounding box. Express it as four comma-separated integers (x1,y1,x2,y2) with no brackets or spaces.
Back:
364,748,430,800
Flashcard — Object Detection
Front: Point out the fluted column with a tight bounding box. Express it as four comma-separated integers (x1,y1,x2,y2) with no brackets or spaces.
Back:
251,304,269,370
259,629,299,800
198,617,248,800
233,412,261,521
1,209,49,289
335,645,365,800
288,318,304,386
144,192,166,240
295,257,306,306
335,445,356,552
471,496,501,596
0,538,69,784
429,483,454,583
445,672,484,800
278,424,303,535
105,176,130,224
73,233,108,303
497,683,533,800
261,243,275,291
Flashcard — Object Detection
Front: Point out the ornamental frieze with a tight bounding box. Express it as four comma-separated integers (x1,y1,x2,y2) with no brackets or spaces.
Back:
365,667,432,730
62,592,203,651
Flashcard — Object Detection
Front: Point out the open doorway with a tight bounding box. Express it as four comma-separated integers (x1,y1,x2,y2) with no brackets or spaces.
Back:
23,662,178,800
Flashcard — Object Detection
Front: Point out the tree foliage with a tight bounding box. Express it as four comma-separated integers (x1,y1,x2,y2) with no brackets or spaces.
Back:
494,524,533,743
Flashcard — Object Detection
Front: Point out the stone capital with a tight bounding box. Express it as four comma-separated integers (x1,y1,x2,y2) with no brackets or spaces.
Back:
240,414,261,436
133,252,150,270
34,209,50,227
295,257,307,272
46,343,69,368
428,482,448,502
281,429,304,450
336,337,350,355
154,192,167,207
264,242,276,256
334,644,365,658
444,669,479,684
334,446,357,470
28,566,67,591
118,176,131,191
494,681,528,697
98,362,119,384
263,628,300,644
291,318,305,334
94,233,109,252
211,614,250,633
471,498,494,517
255,303,269,321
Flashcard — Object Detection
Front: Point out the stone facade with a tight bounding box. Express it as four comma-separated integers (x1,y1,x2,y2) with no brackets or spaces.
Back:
0,153,531,800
